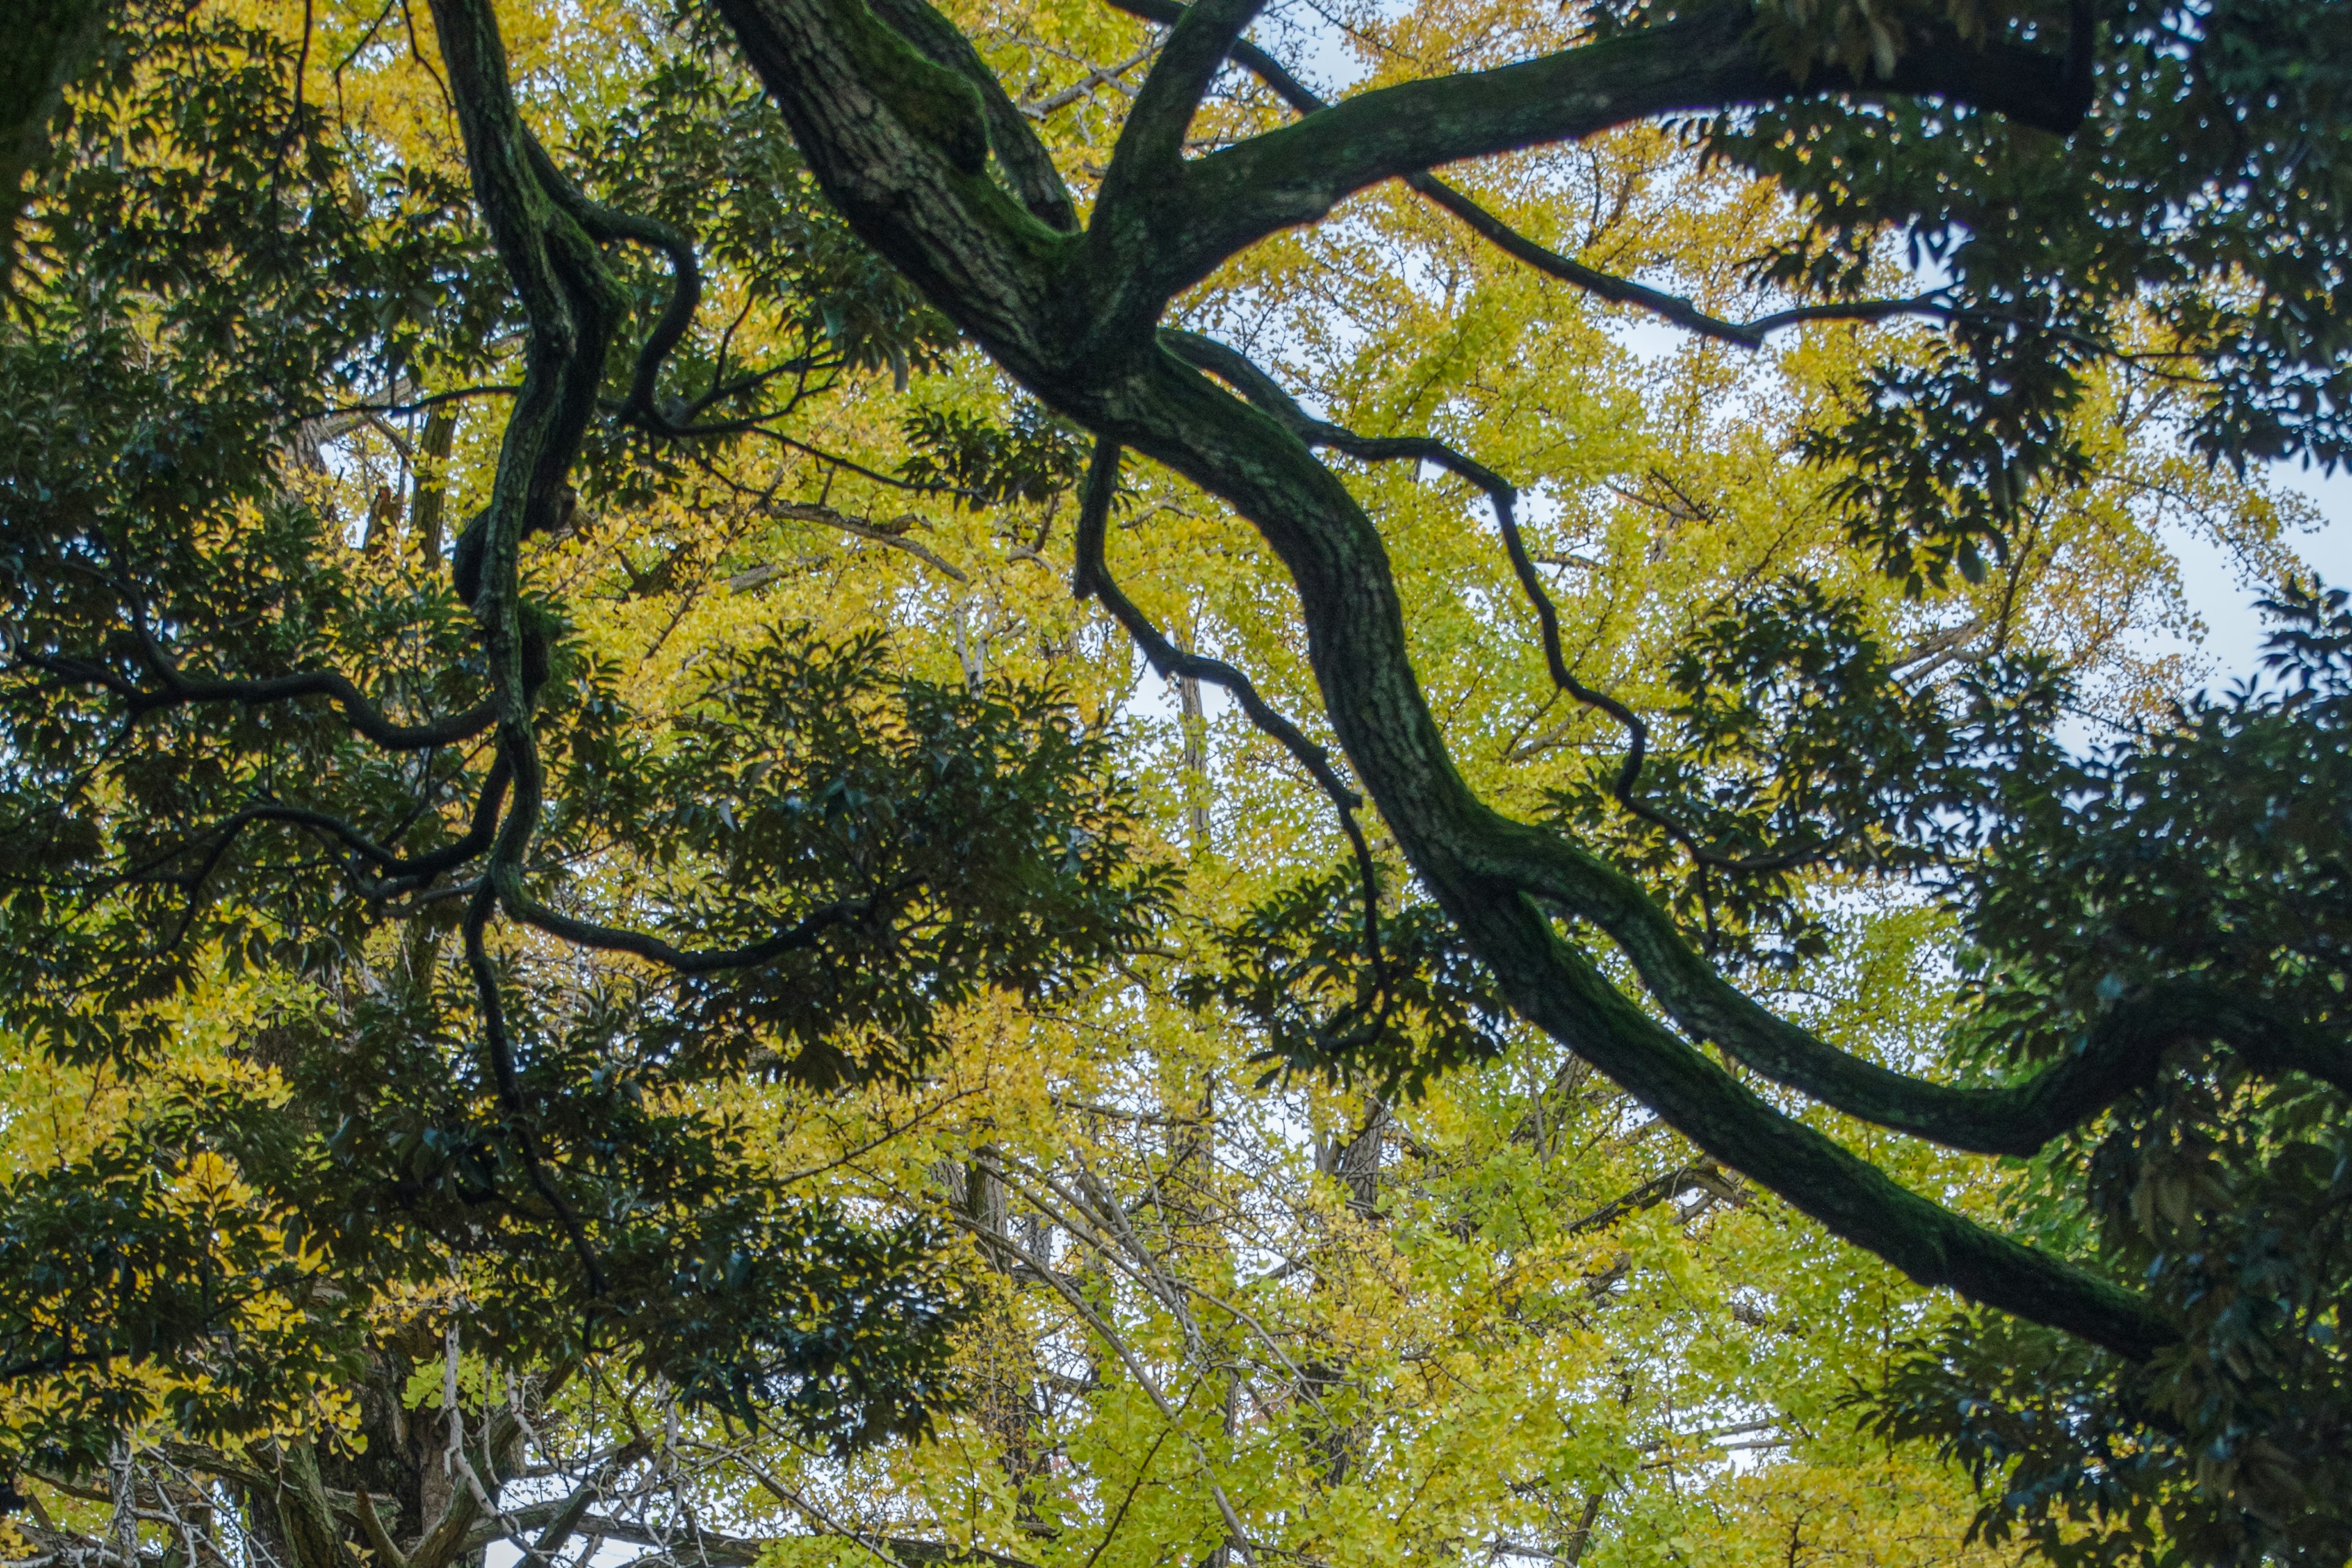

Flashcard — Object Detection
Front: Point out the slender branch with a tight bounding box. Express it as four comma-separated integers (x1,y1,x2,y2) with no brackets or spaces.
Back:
1138,1,2091,305
355,752,514,895
1564,1162,1739,1235
1022,42,1156,119
464,878,605,1295
1161,330,1815,876
1073,439,1388,992
15,649,494,751
1073,444,1356,816
1400,174,1954,350
954,1218,1261,1568
1106,0,1957,350
329,384,523,417
518,1503,1036,1568
771,500,970,582
500,883,877,974
993,1148,1341,1425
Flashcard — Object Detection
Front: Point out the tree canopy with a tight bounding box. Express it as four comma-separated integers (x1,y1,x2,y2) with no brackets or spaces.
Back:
1,0,2348,1563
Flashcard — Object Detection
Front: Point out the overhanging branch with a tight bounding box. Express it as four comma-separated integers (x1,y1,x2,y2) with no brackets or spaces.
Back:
1107,0,1961,351
1142,0,2089,305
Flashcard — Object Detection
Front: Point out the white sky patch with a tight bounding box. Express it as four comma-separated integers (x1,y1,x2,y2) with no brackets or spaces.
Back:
2147,462,2352,686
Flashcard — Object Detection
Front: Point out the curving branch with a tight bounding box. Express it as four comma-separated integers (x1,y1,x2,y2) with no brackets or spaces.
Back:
1147,331,2352,1156
1107,0,1959,352
1073,442,1359,822
1129,0,2093,309
464,878,605,1294
15,648,494,751
499,881,880,974
703,0,2184,1360
1448,859,2174,1357
1398,174,1958,350
1073,438,1390,993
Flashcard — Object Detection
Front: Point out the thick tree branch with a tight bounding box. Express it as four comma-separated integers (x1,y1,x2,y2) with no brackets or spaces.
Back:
1109,0,1956,349
687,0,2169,1361
1155,328,2339,1154
1102,345,2170,1358
714,0,1069,379
865,0,1079,231
1095,0,1264,230
1146,1,2090,306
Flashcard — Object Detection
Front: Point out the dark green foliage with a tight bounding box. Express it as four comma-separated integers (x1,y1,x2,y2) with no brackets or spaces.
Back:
0,4,1169,1476
1179,864,1515,1100
1868,586,2352,1566
557,628,1176,1087
0,622,1167,1469
1695,0,2352,590
1548,580,2065,968
897,398,1090,509
0,1074,364,1474
0,10,491,1060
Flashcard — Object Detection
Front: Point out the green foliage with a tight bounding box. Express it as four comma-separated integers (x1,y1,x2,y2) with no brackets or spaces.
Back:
1870,587,2352,1565
0,627,1168,1469
561,628,1176,1087
6,0,2352,1564
1548,580,2066,968
1698,0,2352,589
0,1066,361,1474
897,398,1090,509
0,12,488,1060
1178,864,1514,1099
0,0,1172,1477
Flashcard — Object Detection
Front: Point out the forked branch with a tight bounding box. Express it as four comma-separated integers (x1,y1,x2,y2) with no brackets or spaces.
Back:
1109,0,1961,352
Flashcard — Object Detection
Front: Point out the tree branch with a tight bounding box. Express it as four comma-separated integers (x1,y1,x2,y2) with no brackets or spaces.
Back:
1095,0,1264,233
1106,0,1958,350
15,649,494,752
1095,345,2173,1359
865,0,1079,231
1149,0,2089,306
499,882,878,974
700,0,2169,1364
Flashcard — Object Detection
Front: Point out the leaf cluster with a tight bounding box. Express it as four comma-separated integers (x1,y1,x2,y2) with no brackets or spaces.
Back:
1548,579,2067,968
1700,0,2352,589
1869,586,2352,1566
1178,863,1515,1101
